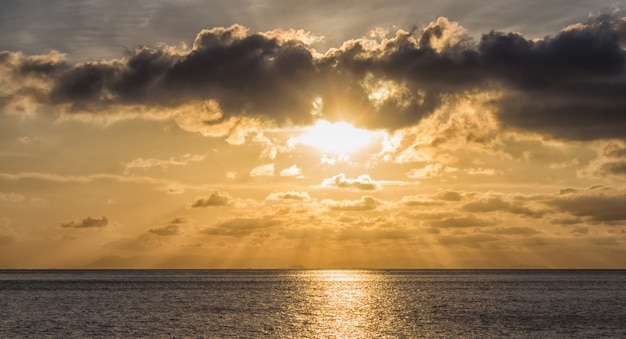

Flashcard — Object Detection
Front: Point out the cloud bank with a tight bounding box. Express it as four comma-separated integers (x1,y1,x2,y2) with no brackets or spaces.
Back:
2,15,626,141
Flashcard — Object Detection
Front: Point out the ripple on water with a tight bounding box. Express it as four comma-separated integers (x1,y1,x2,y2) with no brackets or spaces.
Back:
0,269,625,338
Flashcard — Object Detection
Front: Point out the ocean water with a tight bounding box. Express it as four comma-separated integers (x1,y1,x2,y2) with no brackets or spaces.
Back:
1,270,625,338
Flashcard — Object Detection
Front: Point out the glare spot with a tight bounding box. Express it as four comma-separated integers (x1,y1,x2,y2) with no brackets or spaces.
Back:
299,120,375,154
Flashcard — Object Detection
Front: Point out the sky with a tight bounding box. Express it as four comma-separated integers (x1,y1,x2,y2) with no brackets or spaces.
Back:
1,0,626,268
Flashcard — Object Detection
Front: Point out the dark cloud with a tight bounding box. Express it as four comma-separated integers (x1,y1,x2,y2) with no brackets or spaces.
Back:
546,188,626,223
604,145,626,158
61,216,109,228
167,217,187,225
550,217,584,226
481,16,626,140
191,191,232,207
483,227,542,235
559,188,581,195
3,15,626,140
148,225,180,236
462,197,543,218
593,144,626,178
201,217,280,237
435,191,463,201
596,161,626,177
147,216,187,237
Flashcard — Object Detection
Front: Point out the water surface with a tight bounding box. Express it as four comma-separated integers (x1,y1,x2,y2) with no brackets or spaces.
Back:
1,269,624,338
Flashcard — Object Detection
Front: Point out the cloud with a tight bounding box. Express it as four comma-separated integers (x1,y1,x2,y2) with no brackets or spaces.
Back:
201,217,281,237
280,164,301,177
585,142,626,178
483,227,542,235
431,215,497,228
550,217,584,226
462,197,543,218
0,234,15,245
320,173,381,191
266,191,311,202
123,154,205,173
486,16,626,140
570,227,589,236
546,187,626,223
167,217,187,225
597,162,626,176
61,216,109,228
250,164,275,177
4,15,626,140
323,196,383,211
147,217,187,236
0,192,25,203
435,191,463,201
406,161,459,178
400,195,446,207
191,191,233,207
148,225,181,236
402,211,455,221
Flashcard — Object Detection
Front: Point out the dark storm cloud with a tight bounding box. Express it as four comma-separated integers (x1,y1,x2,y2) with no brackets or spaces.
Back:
61,216,109,228
3,14,626,139
480,15,626,140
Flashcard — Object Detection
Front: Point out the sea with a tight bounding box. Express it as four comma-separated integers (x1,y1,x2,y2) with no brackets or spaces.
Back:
1,269,625,338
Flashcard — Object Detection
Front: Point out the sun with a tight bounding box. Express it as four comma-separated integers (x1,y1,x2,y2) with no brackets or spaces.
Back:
298,120,375,154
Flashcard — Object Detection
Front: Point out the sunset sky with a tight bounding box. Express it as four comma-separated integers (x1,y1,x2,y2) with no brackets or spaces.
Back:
1,0,626,268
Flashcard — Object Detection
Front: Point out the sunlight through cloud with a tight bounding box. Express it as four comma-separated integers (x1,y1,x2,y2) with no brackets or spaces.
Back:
298,120,376,154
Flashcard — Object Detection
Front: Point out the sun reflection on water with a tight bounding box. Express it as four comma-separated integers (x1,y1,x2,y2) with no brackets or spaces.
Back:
290,270,383,338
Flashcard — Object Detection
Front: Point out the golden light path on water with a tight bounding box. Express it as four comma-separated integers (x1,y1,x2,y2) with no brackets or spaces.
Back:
306,270,370,338
286,270,404,338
